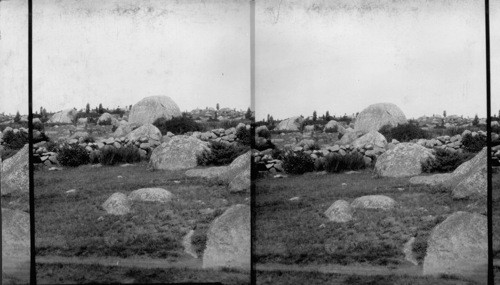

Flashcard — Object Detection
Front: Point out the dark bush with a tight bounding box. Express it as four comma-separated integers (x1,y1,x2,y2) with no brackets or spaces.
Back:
256,127,271,139
2,130,28,150
421,148,474,173
46,141,59,152
324,125,338,133
33,121,44,131
197,141,249,166
58,144,90,167
1,147,19,160
82,136,95,143
281,151,315,175
236,127,251,146
379,123,428,142
461,133,486,153
153,116,203,135
99,145,142,166
255,137,275,151
323,152,365,173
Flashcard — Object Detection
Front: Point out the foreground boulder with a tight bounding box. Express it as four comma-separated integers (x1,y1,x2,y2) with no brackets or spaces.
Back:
423,211,487,282
128,188,173,203
150,136,209,170
354,103,407,134
1,144,29,196
48,108,77,124
375,143,434,177
410,148,487,199
2,208,30,283
102,193,131,215
125,123,162,142
202,204,250,270
128,96,181,126
324,200,353,222
275,116,303,131
351,195,396,210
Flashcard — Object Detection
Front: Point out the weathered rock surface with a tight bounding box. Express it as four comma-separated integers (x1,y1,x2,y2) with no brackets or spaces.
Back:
125,123,162,142
150,136,209,170
409,173,451,187
323,120,346,134
48,108,77,124
228,167,250,193
202,204,250,270
128,96,181,126
102,192,131,215
275,116,303,131
375,143,434,177
324,200,353,222
185,166,228,180
97,112,119,126
423,211,487,282
354,103,407,134
351,195,396,210
337,130,362,145
352,131,387,149
128,188,174,203
2,208,30,282
1,144,29,196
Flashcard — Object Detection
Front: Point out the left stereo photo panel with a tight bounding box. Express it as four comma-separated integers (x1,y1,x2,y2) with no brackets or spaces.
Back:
0,0,31,284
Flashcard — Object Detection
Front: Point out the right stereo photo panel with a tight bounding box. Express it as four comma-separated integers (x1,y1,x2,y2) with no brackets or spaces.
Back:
255,0,488,284
493,0,500,283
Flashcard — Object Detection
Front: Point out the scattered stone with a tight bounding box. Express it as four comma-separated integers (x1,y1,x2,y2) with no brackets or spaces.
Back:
324,200,353,223
102,192,131,215
182,229,198,258
403,237,418,265
351,195,396,210
289,197,300,201
128,188,174,203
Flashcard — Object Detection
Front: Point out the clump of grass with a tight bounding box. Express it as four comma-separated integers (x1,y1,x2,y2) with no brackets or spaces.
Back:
281,151,315,175
422,148,474,173
58,144,90,167
197,141,249,166
99,145,142,166
323,152,365,173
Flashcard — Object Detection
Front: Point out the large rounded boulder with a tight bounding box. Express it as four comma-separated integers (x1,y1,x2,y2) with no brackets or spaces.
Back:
150,135,209,170
423,211,487,282
128,96,181,126
1,144,29,196
375,143,433,177
2,208,30,283
202,204,250,271
354,103,407,134
125,123,162,142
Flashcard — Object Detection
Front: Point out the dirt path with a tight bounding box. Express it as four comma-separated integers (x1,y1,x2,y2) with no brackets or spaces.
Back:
36,255,203,270
255,262,423,277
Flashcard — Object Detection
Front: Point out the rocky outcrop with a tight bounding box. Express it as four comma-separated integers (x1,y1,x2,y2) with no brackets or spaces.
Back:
1,144,29,196
48,109,77,124
275,116,304,131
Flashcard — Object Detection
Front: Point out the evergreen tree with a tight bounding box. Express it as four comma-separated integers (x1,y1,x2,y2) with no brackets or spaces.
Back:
86,103,90,114
216,103,220,111
98,103,104,114
312,111,317,121
472,114,479,126
14,111,21,122
443,110,447,117
245,107,253,120
325,111,330,121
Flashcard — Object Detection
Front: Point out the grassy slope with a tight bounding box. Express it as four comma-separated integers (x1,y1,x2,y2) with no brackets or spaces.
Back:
255,170,472,266
34,162,249,259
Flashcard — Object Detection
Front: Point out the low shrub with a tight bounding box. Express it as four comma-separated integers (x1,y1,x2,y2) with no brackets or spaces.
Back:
323,152,365,173
324,125,338,133
2,130,28,150
197,141,249,166
46,141,59,152
256,127,271,139
33,120,44,131
99,145,142,165
421,149,474,173
379,123,429,142
255,138,275,151
461,133,486,153
58,144,90,167
281,151,315,175
1,147,19,160
235,127,251,146
153,116,203,135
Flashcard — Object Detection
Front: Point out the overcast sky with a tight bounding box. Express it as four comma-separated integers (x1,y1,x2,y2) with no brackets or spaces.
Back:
0,0,28,115
19,0,249,114
1,0,499,119
256,0,489,120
